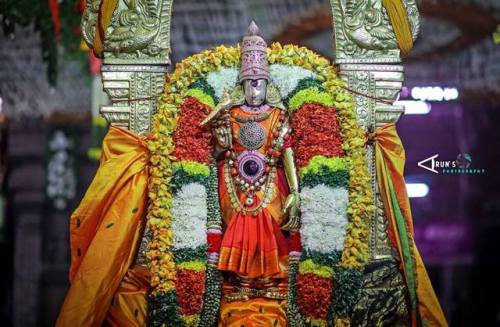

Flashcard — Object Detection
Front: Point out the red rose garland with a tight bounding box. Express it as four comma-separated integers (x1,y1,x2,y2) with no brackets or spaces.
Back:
175,269,206,316
291,103,344,167
171,95,213,322
296,274,334,320
173,96,212,163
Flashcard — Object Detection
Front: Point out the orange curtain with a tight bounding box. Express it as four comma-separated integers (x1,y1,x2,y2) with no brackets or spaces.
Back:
57,127,150,327
373,123,448,327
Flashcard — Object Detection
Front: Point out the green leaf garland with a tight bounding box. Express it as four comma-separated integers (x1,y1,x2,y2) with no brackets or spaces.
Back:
148,290,184,327
300,168,349,189
173,245,207,264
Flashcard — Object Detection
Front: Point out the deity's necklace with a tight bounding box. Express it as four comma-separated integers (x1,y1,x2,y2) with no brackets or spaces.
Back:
231,109,273,123
240,104,270,114
224,107,290,214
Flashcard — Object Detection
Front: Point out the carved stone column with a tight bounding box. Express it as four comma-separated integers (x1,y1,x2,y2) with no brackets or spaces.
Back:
329,0,420,260
81,0,173,135
329,1,420,322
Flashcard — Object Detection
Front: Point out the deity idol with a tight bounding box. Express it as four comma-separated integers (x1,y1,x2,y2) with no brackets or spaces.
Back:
200,21,300,324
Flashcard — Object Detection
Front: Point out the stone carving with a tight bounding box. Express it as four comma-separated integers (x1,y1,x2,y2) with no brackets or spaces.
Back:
330,0,420,63
329,0,419,261
104,0,166,63
100,65,167,135
81,0,172,135
81,0,100,48
82,0,173,65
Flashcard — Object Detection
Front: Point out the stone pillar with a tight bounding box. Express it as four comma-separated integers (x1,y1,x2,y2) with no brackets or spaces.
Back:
329,0,420,260
329,0,421,323
81,0,174,134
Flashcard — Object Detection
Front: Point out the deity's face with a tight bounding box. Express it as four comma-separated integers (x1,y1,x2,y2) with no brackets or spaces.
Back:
243,79,267,106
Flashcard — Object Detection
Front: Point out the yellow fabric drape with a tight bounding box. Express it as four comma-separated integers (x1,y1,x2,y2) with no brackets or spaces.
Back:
57,126,150,327
372,123,448,327
93,0,119,57
382,0,414,57
104,265,151,327
218,298,287,327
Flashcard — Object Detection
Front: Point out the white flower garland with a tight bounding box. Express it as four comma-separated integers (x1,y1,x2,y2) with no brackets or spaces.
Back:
206,67,239,99
172,182,208,250
204,64,317,102
269,64,316,99
300,184,349,253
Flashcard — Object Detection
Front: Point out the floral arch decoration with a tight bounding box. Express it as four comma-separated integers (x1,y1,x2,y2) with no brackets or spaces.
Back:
146,43,374,327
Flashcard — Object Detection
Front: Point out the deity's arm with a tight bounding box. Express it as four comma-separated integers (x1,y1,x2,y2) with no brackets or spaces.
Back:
212,123,232,158
281,145,301,231
200,91,234,158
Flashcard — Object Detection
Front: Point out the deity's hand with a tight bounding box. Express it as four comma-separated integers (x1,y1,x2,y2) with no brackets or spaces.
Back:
281,191,300,231
213,121,232,150
200,90,233,127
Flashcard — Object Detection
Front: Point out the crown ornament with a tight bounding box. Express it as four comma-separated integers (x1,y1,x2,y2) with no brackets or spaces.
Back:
239,21,270,82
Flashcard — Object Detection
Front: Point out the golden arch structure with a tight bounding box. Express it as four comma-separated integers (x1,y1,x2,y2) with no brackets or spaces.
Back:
57,1,447,326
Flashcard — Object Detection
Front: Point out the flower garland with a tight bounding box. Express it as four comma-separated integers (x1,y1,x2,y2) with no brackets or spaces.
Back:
198,163,224,327
185,89,215,108
270,64,316,99
206,67,239,99
299,259,334,278
288,88,335,113
170,95,214,326
148,94,215,326
172,160,210,194
172,96,213,164
283,77,326,105
291,103,344,167
148,43,373,326
277,58,371,324
287,91,348,324
189,78,218,101
299,155,349,189
172,183,207,250
300,184,349,253
296,273,334,324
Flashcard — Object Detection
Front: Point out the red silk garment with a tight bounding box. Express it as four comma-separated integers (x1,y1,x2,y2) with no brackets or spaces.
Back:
217,107,290,278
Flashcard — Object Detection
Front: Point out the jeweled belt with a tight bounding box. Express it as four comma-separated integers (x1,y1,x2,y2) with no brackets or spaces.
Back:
223,276,287,302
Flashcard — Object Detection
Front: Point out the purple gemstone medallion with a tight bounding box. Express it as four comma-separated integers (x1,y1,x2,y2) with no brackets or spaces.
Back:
237,151,265,183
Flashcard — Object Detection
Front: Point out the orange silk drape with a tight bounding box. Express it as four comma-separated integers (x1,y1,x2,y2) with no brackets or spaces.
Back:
57,127,150,327
218,298,287,327
373,123,448,327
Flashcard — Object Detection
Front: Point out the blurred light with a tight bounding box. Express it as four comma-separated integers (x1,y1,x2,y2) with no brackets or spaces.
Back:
406,183,429,198
400,86,410,98
493,25,500,44
411,86,459,102
395,100,431,115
